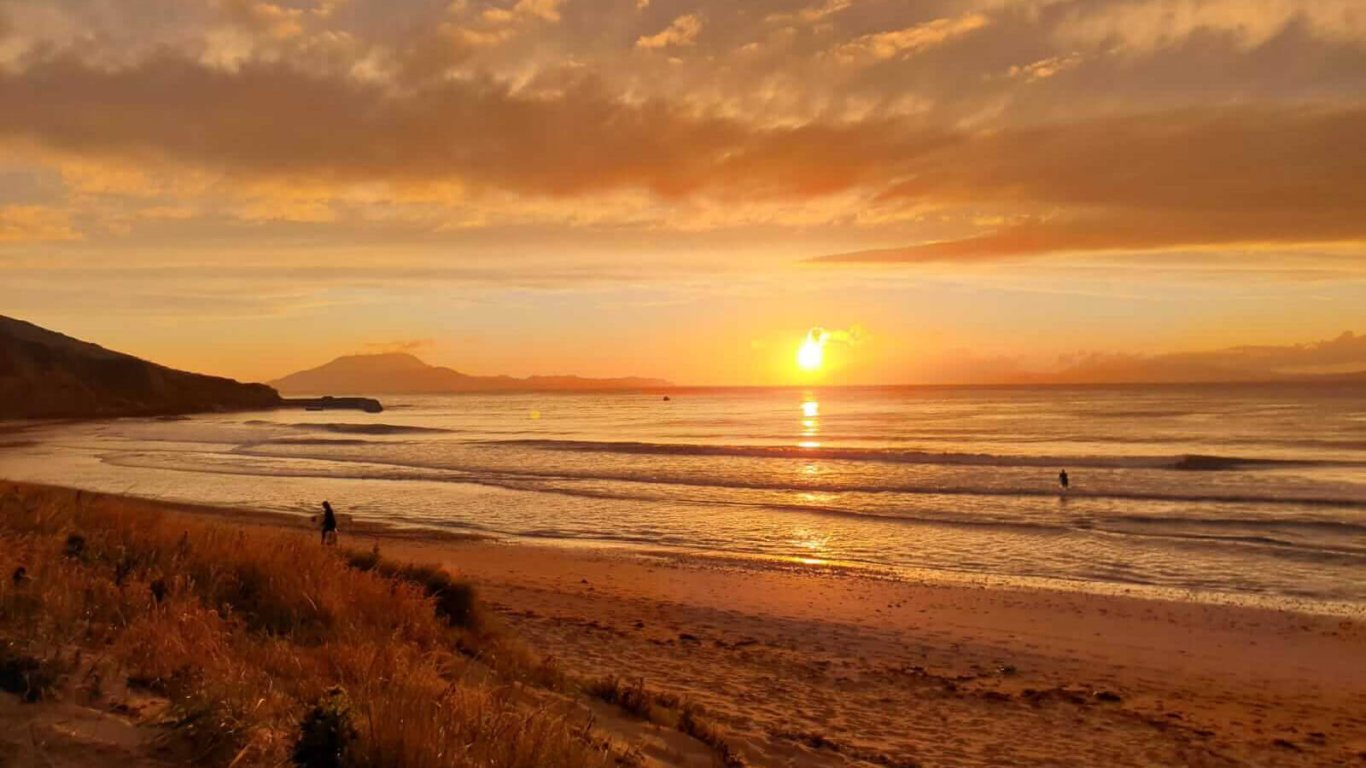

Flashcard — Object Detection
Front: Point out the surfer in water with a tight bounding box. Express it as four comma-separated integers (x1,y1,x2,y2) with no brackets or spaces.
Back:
1058,469,1070,492
320,500,338,546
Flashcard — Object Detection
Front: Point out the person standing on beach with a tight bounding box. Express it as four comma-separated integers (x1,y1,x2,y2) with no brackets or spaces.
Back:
1058,469,1069,491
321,501,338,546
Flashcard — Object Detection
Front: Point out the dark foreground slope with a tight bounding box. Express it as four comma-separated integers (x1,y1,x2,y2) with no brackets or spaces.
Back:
0,315,281,419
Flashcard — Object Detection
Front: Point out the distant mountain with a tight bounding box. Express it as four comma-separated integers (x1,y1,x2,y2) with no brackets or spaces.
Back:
1283,369,1366,384
0,315,281,419
270,353,671,394
1017,331,1366,386
1034,366,1366,386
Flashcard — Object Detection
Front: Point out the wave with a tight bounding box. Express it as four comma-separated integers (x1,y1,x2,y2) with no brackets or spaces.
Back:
178,441,1366,510
261,438,375,446
1084,409,1195,418
1087,527,1366,563
234,442,1366,508
512,475,1366,512
481,439,1363,472
1110,514,1366,534
94,452,1366,562
471,483,1366,560
1170,454,1326,471
103,448,1366,536
246,421,456,436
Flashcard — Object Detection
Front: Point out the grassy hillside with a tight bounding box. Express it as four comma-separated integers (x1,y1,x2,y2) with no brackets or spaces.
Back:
0,484,626,767
0,315,281,419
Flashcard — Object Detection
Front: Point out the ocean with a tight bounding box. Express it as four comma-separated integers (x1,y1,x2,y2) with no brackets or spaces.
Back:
3,383,1364,613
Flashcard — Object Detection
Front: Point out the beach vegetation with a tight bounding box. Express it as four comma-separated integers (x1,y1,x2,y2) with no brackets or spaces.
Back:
0,484,622,767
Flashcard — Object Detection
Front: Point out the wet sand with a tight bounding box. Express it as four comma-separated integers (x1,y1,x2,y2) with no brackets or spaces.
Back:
11,482,1366,766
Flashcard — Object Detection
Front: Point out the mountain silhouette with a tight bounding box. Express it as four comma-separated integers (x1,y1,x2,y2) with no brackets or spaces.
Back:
271,352,670,394
0,315,281,419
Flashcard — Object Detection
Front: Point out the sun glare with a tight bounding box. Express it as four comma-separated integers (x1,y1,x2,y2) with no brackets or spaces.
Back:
797,329,828,371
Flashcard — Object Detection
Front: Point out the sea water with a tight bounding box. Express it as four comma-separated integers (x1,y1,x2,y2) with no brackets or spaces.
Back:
2,383,1363,612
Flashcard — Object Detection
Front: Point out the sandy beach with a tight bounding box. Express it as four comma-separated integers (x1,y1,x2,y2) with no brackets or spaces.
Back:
22,483,1362,767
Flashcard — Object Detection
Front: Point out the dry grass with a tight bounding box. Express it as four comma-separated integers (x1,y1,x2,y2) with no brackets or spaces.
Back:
587,675,746,767
586,676,680,722
0,484,620,767
679,706,747,768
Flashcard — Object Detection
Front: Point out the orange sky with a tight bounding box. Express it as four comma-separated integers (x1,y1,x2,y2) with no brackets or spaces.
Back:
0,0,1363,384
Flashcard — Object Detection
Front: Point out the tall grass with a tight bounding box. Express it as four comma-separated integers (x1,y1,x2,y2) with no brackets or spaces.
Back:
0,484,618,767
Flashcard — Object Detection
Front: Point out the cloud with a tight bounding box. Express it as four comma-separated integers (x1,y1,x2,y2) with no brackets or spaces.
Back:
826,325,867,345
4,51,1361,256
222,0,307,40
821,214,1364,263
1046,331,1366,383
907,330,1366,385
1,0,1364,261
636,14,703,49
512,0,564,23
801,323,865,346
765,0,852,25
833,13,989,61
362,338,435,354
814,106,1366,260
1054,0,1366,52
1007,52,1082,81
0,53,942,202
0,205,80,242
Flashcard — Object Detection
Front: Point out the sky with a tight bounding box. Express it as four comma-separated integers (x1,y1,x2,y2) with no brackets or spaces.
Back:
0,0,1363,385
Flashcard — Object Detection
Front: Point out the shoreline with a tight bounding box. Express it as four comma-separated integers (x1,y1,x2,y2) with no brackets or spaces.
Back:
5,480,1364,765
9,475,1361,620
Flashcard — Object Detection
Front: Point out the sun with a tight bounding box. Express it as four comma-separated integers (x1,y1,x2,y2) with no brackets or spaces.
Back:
797,330,828,371
797,339,824,370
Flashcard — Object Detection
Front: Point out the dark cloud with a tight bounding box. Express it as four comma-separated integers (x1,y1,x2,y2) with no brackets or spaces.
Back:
815,106,1366,260
1,0,1365,259
0,53,947,200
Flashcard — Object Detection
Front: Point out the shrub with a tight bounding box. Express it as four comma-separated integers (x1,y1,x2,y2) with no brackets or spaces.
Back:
342,551,478,630
293,689,358,768
0,642,61,702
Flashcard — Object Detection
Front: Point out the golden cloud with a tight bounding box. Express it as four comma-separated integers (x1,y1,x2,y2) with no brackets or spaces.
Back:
0,205,81,243
636,14,703,49
832,13,989,62
0,20,1363,259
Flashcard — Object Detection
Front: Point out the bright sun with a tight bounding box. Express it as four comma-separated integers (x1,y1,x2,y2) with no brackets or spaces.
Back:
797,330,828,371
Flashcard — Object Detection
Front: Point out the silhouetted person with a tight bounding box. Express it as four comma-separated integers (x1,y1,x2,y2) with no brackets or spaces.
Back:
321,500,338,546
1059,469,1070,491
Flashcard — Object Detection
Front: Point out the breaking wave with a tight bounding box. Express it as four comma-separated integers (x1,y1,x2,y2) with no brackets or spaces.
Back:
482,439,1361,472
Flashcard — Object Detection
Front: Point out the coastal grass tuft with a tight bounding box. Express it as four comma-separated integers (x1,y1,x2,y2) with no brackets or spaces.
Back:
0,483,618,767
679,706,747,768
342,547,479,629
587,675,745,767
